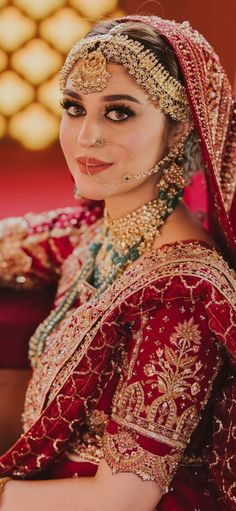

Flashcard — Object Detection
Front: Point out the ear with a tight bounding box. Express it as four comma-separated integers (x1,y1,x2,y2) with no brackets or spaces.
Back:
167,120,193,148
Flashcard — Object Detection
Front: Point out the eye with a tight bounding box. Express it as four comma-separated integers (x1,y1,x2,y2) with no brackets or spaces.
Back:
105,104,134,122
60,99,85,117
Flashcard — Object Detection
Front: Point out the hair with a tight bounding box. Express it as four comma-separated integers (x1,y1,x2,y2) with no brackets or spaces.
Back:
85,19,184,128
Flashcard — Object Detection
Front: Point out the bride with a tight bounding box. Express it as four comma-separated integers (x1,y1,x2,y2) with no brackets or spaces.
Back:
0,15,235,511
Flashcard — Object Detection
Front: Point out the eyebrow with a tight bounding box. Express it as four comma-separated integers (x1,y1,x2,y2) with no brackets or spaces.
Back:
63,89,142,104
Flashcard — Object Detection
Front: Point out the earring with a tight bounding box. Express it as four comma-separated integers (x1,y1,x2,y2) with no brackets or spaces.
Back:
157,162,186,218
74,185,81,200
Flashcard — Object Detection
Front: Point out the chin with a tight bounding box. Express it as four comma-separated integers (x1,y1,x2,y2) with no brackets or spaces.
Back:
77,186,108,202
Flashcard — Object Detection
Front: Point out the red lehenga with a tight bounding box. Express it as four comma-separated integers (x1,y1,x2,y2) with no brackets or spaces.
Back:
0,15,236,511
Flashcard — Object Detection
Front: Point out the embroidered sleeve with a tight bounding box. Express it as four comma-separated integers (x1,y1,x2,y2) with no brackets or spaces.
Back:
0,202,103,289
102,297,222,490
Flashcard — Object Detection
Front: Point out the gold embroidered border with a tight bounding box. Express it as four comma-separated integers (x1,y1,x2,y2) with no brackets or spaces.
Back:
102,429,180,489
44,245,235,412
111,413,186,449
24,242,235,428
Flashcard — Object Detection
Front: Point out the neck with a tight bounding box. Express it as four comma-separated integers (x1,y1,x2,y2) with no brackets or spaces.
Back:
105,176,158,219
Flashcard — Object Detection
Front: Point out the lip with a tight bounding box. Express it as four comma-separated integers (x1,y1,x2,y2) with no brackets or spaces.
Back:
76,156,114,175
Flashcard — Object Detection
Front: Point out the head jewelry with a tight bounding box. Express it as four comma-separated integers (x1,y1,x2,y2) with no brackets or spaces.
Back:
59,32,190,122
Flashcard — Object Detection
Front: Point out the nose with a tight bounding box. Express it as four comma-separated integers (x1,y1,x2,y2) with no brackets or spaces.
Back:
76,115,103,148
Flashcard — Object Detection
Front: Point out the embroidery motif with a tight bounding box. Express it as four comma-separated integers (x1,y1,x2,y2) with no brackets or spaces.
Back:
23,242,235,431
66,410,109,464
103,428,180,488
103,312,221,486
0,217,35,288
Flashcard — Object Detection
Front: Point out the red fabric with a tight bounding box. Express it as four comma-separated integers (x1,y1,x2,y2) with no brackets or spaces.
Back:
0,235,235,511
120,15,236,269
0,199,103,369
0,15,236,511
159,467,222,511
0,288,55,368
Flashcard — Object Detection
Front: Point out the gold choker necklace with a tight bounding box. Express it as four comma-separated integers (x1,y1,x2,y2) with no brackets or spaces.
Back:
29,177,184,366
104,197,172,256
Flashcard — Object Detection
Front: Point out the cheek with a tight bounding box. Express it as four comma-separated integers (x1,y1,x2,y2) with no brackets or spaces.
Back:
59,117,76,157
120,121,165,165
59,119,68,152
59,120,78,180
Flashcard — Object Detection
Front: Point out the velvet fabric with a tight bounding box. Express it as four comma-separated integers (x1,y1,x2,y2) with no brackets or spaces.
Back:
0,15,236,511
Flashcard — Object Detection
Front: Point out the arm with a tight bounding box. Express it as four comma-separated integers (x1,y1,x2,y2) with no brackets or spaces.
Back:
0,202,103,289
101,294,222,492
1,295,222,511
2,461,161,511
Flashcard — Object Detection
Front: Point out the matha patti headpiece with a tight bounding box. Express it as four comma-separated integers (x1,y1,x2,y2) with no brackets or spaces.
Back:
59,31,190,122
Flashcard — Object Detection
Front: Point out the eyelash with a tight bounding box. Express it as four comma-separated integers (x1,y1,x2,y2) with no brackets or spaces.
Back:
104,103,135,121
60,99,135,122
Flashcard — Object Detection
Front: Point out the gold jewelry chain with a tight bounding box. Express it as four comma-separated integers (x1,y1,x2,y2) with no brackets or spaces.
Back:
59,33,190,122
121,130,191,182
103,169,183,257
93,170,184,289
29,145,186,365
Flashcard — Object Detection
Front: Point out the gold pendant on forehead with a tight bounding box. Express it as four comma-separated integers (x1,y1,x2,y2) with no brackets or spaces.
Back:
71,49,111,94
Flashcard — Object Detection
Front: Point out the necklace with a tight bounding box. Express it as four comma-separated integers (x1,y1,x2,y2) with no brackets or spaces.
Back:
28,183,184,368
93,189,183,288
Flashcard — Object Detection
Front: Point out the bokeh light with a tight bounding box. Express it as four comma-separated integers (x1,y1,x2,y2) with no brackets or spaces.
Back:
37,75,62,116
11,39,63,84
0,0,123,150
0,71,34,116
9,103,60,150
0,49,8,72
39,8,91,53
0,114,7,137
14,0,66,20
0,7,36,51
69,0,118,19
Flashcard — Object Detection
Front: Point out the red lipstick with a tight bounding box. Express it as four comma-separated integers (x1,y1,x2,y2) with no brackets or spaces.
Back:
76,157,113,175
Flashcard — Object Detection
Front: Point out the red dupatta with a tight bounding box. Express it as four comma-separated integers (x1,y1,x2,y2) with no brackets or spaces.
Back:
121,16,236,269
0,15,235,510
120,16,236,508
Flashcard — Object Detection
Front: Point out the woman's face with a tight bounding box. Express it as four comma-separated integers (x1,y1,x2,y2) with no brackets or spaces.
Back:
60,61,168,200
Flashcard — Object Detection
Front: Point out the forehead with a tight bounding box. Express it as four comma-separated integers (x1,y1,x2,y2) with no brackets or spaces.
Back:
66,61,151,102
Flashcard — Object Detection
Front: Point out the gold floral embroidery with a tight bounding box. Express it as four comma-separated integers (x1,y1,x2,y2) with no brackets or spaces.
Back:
112,317,210,443
170,317,202,346
106,313,222,486
66,410,109,464
23,242,234,430
0,217,35,288
0,208,101,290
103,428,180,488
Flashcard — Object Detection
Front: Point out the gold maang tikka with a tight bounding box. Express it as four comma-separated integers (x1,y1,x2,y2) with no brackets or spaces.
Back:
59,32,190,122
71,49,111,94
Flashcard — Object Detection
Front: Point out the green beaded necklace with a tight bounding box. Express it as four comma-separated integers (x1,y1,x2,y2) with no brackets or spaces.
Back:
28,186,183,368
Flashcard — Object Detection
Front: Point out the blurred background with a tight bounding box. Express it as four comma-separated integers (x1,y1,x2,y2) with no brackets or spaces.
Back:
0,0,236,218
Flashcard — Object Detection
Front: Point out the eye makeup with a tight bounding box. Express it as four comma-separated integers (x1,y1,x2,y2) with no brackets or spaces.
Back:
60,98,135,122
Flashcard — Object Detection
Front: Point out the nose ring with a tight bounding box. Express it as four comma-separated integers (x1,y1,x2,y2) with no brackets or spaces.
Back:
95,138,103,146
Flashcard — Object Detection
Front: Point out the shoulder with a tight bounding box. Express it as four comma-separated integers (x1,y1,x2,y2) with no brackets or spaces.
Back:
23,199,104,235
103,241,235,336
109,240,235,356
116,240,235,304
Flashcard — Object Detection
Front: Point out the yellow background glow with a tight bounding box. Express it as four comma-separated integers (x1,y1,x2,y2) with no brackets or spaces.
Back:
0,0,123,149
